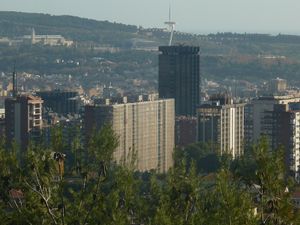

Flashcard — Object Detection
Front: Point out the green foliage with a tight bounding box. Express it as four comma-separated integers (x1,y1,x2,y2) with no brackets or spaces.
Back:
0,11,138,44
87,124,119,164
0,130,300,225
205,169,257,225
251,137,300,225
153,161,203,225
176,142,221,174
0,125,120,225
3,12,300,85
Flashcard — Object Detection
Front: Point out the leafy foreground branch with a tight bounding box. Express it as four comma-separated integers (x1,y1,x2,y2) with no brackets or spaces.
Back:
0,127,299,225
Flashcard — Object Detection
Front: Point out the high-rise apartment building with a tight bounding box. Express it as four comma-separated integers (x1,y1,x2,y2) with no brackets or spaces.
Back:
244,103,254,150
197,95,245,158
36,90,80,115
260,103,300,180
245,95,300,180
249,95,300,144
5,95,43,152
158,45,200,116
84,95,175,173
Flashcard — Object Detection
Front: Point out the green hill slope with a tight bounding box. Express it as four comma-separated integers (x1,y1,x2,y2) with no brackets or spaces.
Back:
2,11,300,84
0,11,140,45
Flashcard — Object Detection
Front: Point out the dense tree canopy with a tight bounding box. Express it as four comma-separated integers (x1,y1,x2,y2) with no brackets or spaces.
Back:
0,127,299,224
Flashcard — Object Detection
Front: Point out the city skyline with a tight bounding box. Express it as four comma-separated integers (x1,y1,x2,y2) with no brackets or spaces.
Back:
1,1,300,222
2,0,300,34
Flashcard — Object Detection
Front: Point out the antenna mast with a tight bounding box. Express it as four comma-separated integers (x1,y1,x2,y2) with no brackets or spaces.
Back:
165,4,176,46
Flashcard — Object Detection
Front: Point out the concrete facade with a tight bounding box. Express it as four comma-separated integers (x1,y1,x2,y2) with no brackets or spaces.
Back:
175,116,197,148
85,96,175,173
158,45,200,116
5,95,43,153
250,95,300,143
197,96,245,158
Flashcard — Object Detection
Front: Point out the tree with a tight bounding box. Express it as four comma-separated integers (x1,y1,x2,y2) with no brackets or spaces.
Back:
153,161,204,225
250,137,300,225
175,142,221,174
1,128,300,225
0,125,120,225
205,168,257,225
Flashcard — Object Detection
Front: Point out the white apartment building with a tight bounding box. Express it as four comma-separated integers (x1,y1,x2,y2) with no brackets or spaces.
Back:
289,111,300,177
197,95,245,158
85,95,175,173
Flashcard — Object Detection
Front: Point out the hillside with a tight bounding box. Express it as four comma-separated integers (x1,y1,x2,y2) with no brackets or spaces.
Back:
2,11,300,87
0,11,143,46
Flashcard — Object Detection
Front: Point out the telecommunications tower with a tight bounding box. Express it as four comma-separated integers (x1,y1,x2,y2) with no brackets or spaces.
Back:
165,5,176,46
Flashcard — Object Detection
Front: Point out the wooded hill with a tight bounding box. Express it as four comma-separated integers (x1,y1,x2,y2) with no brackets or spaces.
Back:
2,11,300,83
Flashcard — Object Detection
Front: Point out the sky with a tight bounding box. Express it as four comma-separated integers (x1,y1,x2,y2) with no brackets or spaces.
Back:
2,0,300,34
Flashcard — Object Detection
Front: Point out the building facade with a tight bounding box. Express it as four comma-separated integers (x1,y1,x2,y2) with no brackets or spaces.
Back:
249,95,300,144
158,45,200,116
5,95,43,153
269,77,287,94
245,95,300,180
36,90,80,115
25,28,73,46
84,96,175,173
260,103,300,180
244,103,254,150
175,116,197,148
0,117,4,138
197,95,245,158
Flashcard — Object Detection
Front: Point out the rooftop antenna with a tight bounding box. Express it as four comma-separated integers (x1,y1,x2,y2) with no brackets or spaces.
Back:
165,4,176,46
12,61,18,97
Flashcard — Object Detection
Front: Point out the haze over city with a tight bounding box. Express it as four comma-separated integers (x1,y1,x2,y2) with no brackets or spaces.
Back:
2,0,300,223
2,0,300,34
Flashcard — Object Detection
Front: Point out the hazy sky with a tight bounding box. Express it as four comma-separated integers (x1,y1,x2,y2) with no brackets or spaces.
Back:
2,0,300,34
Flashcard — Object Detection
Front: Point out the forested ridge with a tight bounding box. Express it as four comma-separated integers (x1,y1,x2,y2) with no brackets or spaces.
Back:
2,11,300,83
